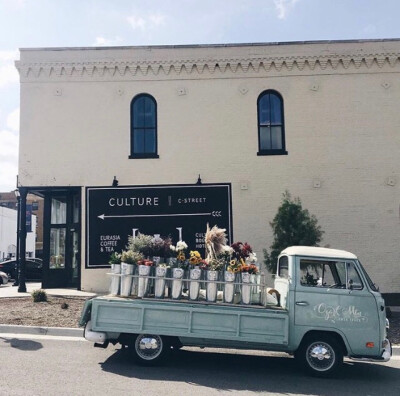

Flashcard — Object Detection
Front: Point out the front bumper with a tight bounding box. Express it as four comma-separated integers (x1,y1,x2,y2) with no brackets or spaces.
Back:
350,338,392,363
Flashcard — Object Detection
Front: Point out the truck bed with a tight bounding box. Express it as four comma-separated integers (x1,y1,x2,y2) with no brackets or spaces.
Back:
89,296,289,346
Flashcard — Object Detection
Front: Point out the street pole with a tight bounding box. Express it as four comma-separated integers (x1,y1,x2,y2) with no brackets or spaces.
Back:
18,187,27,293
13,190,21,286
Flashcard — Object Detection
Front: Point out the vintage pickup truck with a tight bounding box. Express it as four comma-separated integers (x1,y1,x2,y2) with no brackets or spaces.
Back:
79,246,391,376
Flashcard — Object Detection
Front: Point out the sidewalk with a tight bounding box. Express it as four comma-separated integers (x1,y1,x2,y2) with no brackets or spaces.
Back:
0,282,97,298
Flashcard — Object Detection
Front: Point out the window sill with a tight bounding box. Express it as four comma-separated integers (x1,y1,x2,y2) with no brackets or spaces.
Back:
257,150,288,156
129,154,159,159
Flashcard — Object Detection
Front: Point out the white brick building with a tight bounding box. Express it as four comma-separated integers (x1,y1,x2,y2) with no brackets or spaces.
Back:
16,39,400,300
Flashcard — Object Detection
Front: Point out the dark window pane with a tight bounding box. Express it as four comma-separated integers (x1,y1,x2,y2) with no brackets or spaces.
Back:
144,97,156,127
133,97,145,127
260,126,271,150
258,94,271,124
145,129,156,153
271,126,282,149
270,94,282,124
133,129,145,153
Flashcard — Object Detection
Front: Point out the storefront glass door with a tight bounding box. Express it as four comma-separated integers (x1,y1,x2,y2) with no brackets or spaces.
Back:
42,189,80,288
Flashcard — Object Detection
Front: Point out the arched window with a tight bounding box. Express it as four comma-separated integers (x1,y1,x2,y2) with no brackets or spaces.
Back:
130,94,158,158
257,90,287,156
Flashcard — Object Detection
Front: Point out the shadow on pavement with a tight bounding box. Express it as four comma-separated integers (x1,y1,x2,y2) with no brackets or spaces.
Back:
99,347,400,395
1,337,43,351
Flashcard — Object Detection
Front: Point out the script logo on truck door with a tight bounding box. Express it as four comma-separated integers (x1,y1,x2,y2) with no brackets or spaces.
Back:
86,184,232,268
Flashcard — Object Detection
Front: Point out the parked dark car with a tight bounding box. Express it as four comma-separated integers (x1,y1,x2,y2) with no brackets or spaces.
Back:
0,259,42,280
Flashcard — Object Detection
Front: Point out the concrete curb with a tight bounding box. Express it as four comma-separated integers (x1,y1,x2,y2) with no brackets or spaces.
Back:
0,324,83,338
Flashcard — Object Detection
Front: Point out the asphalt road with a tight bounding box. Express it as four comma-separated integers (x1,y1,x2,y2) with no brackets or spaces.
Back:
1,335,399,396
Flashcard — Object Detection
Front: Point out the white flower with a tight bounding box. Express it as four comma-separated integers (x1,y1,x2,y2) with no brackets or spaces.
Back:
248,252,257,263
222,245,234,255
170,245,176,252
176,240,188,251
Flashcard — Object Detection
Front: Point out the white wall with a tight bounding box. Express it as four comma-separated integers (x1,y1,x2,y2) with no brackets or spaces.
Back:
0,207,36,260
17,41,400,293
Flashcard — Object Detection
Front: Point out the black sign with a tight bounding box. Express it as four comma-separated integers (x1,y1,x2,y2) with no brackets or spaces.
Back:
86,184,233,268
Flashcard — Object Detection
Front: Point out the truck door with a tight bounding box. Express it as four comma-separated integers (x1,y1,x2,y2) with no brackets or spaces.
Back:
294,256,380,356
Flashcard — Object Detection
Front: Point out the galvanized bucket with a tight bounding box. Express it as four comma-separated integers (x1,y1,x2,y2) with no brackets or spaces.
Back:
206,270,218,302
241,272,251,304
120,262,134,297
189,268,201,301
223,271,235,303
172,268,184,299
154,266,167,298
109,263,121,296
137,265,151,298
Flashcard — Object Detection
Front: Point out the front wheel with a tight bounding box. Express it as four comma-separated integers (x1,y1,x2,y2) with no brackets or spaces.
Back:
297,335,343,377
129,334,170,366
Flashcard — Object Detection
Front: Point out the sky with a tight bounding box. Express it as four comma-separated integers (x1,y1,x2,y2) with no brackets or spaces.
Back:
0,0,400,191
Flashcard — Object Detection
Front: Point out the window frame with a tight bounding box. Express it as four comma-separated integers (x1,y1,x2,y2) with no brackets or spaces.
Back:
297,258,364,291
129,93,159,159
257,90,288,156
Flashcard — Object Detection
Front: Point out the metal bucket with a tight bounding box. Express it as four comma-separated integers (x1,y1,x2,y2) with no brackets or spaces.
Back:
206,270,218,302
120,262,134,297
154,266,167,298
223,271,235,303
172,268,184,299
109,263,121,296
137,265,151,298
241,272,251,304
189,268,201,301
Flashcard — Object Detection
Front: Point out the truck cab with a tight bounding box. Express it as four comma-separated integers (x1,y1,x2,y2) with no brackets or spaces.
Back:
276,246,391,374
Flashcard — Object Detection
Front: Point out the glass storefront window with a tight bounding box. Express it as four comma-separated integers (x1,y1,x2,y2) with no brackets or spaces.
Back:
50,228,66,269
51,198,67,224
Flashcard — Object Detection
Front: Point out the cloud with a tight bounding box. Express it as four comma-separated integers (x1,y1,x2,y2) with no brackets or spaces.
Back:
7,108,19,132
94,36,124,46
127,13,166,31
0,129,19,191
273,0,299,20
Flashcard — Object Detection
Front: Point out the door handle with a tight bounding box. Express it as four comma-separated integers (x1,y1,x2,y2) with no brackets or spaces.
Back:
296,301,309,306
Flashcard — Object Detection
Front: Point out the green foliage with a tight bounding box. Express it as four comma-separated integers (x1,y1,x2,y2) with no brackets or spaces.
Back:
31,289,48,303
121,250,144,264
108,252,121,264
264,191,324,273
127,233,153,256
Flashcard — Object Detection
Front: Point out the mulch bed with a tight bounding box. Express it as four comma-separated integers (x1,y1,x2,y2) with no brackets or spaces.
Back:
0,296,88,328
0,297,399,345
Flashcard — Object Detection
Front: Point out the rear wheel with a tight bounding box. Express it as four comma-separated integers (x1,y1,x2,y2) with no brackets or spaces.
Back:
297,335,343,377
128,334,171,366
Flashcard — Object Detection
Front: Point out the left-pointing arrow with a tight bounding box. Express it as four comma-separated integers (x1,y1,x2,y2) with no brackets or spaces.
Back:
98,214,105,220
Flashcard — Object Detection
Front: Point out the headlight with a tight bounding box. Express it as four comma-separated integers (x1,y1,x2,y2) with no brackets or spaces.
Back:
386,318,390,330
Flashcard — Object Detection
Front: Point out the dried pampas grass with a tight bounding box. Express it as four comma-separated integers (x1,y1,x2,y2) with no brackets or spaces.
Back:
205,223,227,259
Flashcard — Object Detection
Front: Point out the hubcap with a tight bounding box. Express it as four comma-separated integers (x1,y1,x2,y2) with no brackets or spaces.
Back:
135,335,163,360
306,342,335,371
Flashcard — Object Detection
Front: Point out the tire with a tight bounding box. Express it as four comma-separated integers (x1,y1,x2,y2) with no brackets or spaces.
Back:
297,335,343,377
128,334,171,366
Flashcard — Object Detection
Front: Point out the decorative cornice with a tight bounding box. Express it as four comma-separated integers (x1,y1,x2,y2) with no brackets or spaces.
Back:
16,52,400,80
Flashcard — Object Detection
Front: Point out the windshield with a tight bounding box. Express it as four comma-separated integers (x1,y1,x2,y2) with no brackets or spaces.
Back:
357,260,378,291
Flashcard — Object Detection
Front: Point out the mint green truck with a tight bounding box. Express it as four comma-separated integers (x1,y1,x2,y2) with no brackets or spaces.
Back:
79,246,391,376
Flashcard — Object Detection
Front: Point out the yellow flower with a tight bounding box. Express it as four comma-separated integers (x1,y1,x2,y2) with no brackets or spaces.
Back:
177,252,185,261
190,250,201,258
189,256,198,265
